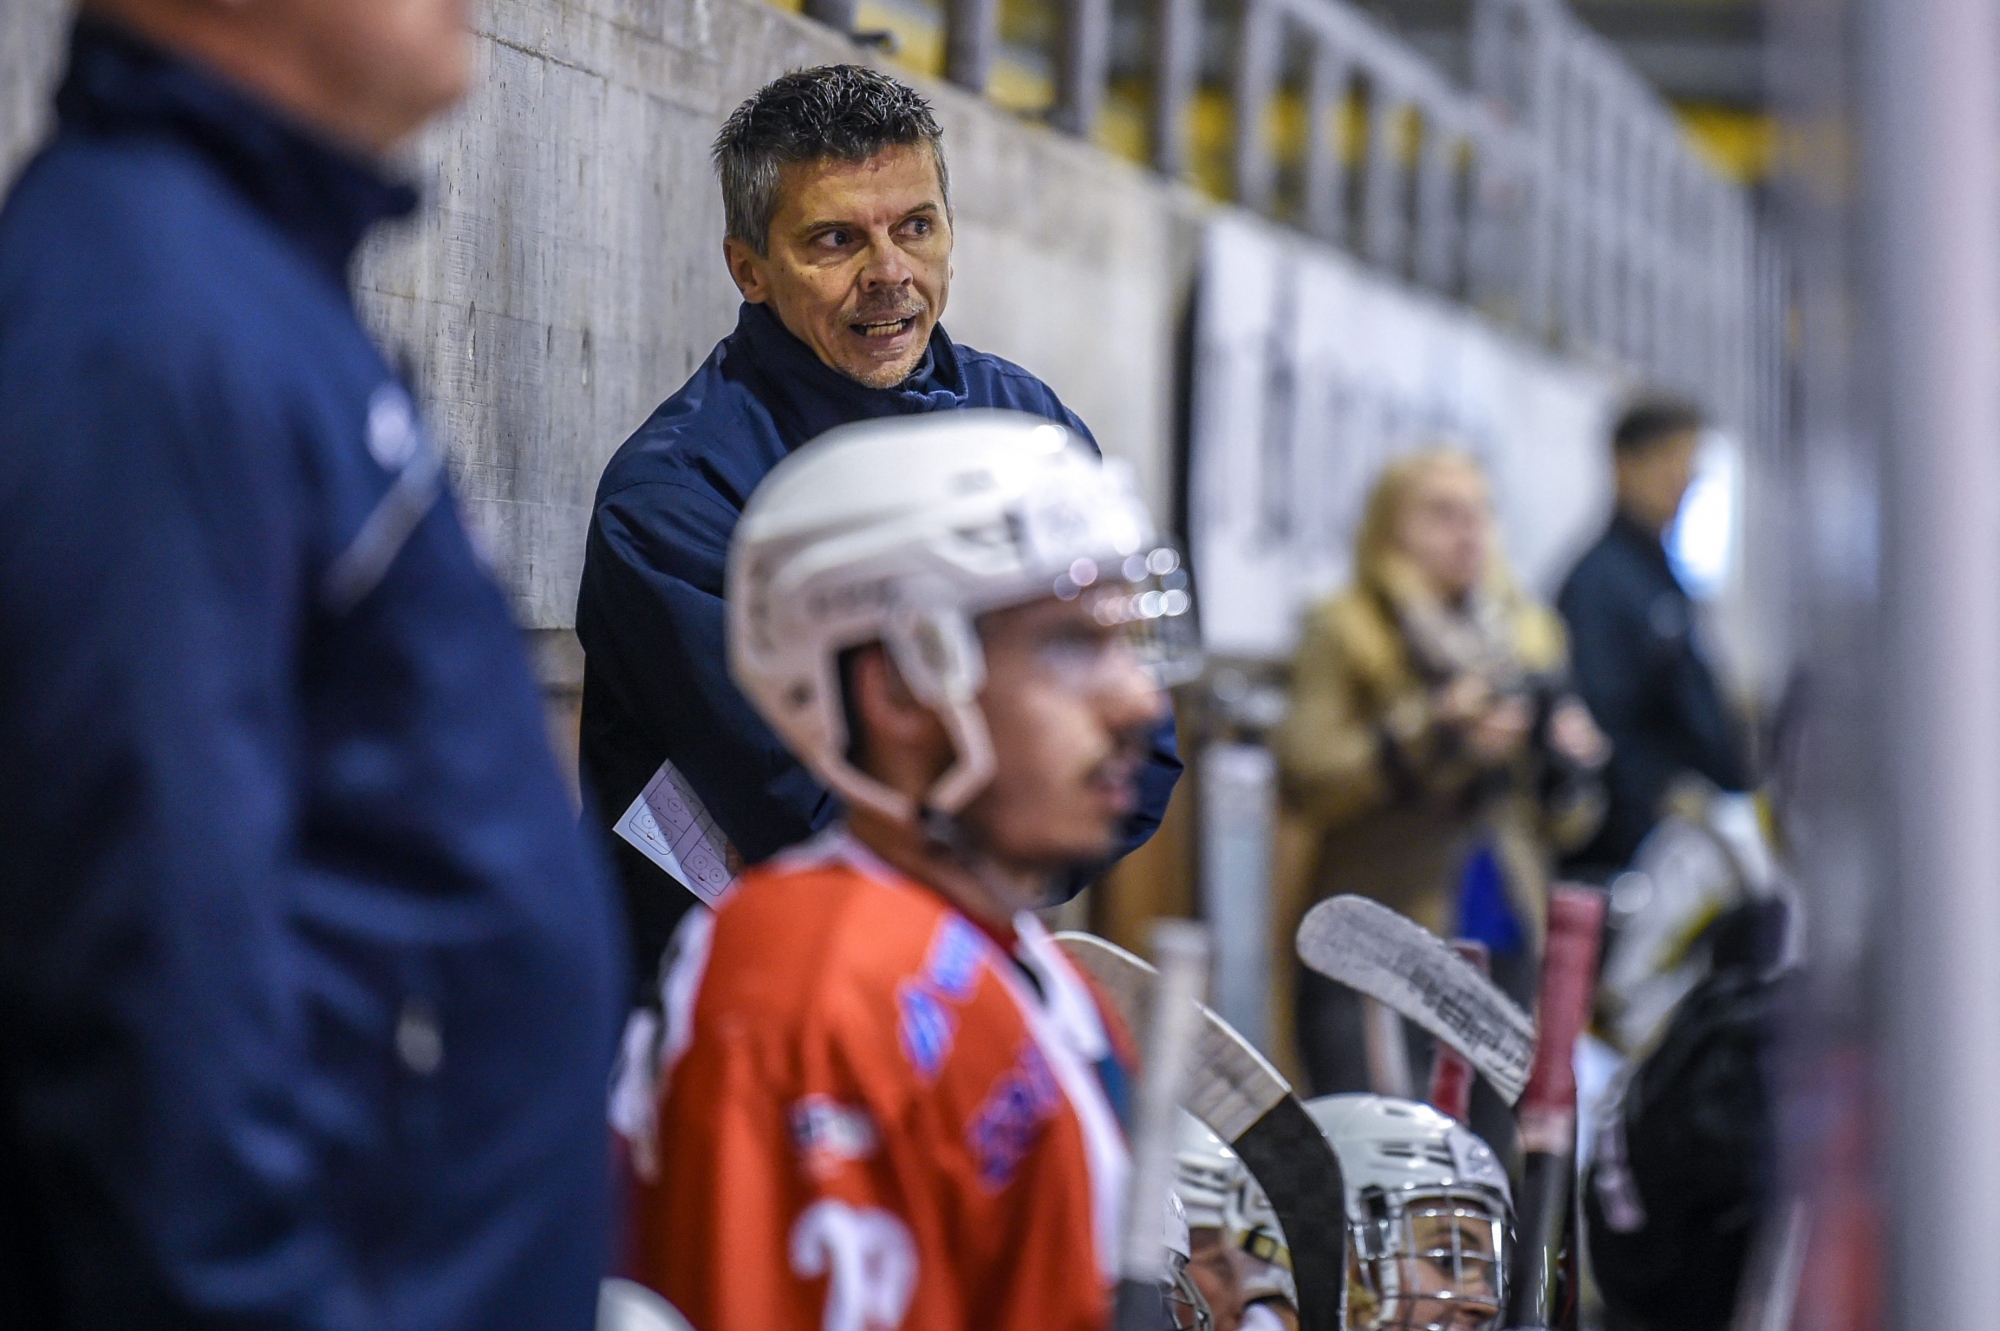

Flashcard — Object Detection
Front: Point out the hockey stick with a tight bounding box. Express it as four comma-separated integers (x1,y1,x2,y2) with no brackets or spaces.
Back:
1295,895,1536,1105
1425,940,1491,1123
1501,885,1607,1331
1055,932,1347,1331
1112,921,1208,1331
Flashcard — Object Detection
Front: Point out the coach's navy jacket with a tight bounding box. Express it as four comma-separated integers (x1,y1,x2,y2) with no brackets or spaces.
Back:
0,20,624,1329
576,301,1183,982
1557,512,1748,872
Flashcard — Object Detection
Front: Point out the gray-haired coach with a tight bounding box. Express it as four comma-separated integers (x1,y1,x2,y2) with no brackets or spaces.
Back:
574,66,1181,986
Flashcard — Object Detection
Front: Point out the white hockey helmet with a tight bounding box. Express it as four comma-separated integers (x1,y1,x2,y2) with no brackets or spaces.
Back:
727,410,1197,825
1305,1095,1513,1331
1173,1112,1239,1231
1176,1112,1298,1310
597,1278,695,1331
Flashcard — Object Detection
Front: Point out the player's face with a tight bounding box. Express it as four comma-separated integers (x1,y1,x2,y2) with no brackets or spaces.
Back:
959,594,1168,870
1388,1207,1502,1330
1187,1228,1247,1331
1392,461,1491,605
726,145,953,388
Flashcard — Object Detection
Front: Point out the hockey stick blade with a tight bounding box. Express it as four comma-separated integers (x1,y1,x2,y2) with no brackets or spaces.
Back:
1056,932,1283,1137
1055,932,1347,1331
1295,896,1536,1105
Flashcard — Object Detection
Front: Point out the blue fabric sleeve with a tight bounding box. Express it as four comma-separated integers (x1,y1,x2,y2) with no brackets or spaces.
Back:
0,351,366,1326
587,482,838,862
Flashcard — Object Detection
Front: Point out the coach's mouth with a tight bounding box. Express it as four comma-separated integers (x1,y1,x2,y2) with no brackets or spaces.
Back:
851,314,919,339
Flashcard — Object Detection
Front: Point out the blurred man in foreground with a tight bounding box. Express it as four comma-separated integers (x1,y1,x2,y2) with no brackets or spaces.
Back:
1557,399,1749,878
0,2,624,1326
620,412,1196,1329
575,66,1180,992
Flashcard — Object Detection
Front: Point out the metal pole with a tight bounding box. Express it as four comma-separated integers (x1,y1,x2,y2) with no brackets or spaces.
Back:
1868,0,2000,1323
1362,90,1408,272
1302,41,1349,245
1413,118,1461,294
1149,0,1203,178
1232,0,1282,214
1520,5,1556,342
943,0,1000,93
1050,0,1112,137
801,0,859,34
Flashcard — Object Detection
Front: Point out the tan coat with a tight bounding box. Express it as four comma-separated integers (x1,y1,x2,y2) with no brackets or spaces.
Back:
1265,578,1600,1075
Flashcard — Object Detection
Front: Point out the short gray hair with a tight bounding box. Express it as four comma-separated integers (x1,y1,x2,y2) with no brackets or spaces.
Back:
713,65,950,255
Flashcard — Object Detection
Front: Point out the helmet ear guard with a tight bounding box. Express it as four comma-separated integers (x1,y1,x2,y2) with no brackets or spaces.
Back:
883,606,995,818
798,606,998,830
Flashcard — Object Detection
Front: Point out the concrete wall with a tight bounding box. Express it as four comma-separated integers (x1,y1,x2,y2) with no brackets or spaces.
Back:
1,2,67,176
4,0,1204,634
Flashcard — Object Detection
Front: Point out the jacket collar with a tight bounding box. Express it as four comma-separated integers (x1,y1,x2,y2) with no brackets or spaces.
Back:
1608,509,1681,583
723,301,969,448
55,15,417,290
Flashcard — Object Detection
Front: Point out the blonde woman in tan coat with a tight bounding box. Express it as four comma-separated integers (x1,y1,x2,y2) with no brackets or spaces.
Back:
1272,448,1608,1097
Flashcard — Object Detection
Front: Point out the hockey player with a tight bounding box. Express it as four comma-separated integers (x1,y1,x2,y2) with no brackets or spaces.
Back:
621,411,1199,1330
1166,1193,1220,1331
1306,1095,1514,1331
1174,1114,1250,1331
1226,1160,1302,1331
1174,1112,1298,1331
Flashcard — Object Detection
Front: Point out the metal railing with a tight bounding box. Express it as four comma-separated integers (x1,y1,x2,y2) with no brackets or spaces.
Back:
809,0,1781,441
1471,0,1777,437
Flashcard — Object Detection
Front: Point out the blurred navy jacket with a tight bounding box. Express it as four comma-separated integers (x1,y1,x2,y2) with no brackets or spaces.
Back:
1557,512,1748,872
576,302,1182,984
0,20,624,1330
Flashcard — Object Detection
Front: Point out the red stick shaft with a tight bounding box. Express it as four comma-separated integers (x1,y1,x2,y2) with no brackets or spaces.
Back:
1425,939,1490,1123
1518,888,1606,1145
1503,885,1607,1331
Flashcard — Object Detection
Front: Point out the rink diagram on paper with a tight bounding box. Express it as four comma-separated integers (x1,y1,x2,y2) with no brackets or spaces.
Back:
614,760,737,906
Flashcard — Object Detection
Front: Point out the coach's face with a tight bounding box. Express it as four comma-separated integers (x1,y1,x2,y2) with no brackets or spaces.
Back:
725,144,953,389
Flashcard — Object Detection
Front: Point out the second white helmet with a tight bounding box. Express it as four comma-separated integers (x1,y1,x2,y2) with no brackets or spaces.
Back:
1305,1095,1513,1331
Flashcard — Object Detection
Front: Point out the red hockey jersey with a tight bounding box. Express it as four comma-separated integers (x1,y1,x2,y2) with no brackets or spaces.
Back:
625,831,1133,1331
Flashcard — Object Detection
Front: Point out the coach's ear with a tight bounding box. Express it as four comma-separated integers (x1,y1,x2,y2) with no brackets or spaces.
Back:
724,236,770,305
847,644,950,797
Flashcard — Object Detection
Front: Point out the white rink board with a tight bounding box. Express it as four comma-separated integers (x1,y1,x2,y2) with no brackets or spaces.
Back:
1188,211,1619,662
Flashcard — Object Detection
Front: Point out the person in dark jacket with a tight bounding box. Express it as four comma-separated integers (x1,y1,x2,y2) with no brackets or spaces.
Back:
576,66,1181,987
0,6,623,1329
1557,398,1749,876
